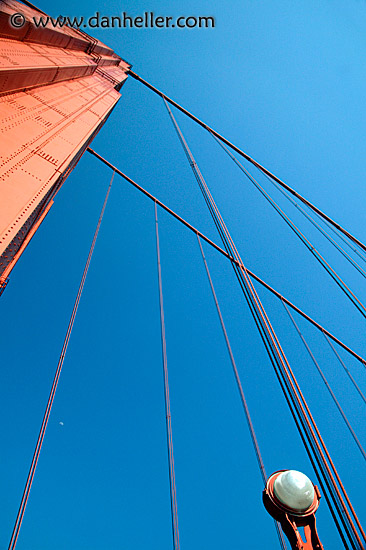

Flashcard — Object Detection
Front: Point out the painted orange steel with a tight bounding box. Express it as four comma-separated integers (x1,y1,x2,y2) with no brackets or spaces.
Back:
0,0,116,55
0,0,131,290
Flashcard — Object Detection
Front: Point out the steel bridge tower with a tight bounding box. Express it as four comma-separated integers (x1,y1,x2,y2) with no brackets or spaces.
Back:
0,0,130,292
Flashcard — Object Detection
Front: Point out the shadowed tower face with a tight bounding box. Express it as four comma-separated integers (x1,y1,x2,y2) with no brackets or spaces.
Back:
0,0,130,292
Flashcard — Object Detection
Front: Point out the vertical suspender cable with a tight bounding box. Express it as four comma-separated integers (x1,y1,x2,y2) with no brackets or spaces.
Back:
154,202,180,550
282,300,366,461
197,234,287,549
162,99,365,549
197,235,267,482
8,171,115,550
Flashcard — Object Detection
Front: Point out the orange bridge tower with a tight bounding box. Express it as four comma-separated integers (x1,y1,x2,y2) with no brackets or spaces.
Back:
0,0,130,293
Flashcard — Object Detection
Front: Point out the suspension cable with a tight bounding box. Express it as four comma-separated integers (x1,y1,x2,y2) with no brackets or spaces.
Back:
257,168,366,279
307,205,366,266
197,234,287,549
127,69,366,257
216,136,366,280
8,171,115,550
246,271,366,370
210,134,366,321
197,234,267,482
282,300,366,461
154,202,180,550
162,101,365,548
86,148,366,372
322,332,366,407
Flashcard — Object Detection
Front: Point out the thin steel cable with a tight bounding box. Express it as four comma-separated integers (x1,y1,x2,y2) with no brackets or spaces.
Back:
257,167,366,280
154,202,180,550
8,171,115,550
197,235,267,482
211,134,366,321
246,271,366,370
322,332,366,406
86,148,366,372
87,147,365,547
197,234,287,549
162,102,365,548
127,69,366,257
282,300,366,461
308,206,366,266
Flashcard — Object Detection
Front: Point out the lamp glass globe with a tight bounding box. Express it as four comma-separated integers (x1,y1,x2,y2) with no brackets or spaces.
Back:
273,470,315,512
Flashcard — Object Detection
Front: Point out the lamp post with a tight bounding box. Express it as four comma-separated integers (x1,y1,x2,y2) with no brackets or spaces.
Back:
263,470,324,550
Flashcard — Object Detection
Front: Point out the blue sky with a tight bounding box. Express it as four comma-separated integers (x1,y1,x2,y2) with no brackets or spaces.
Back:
1,1,366,548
